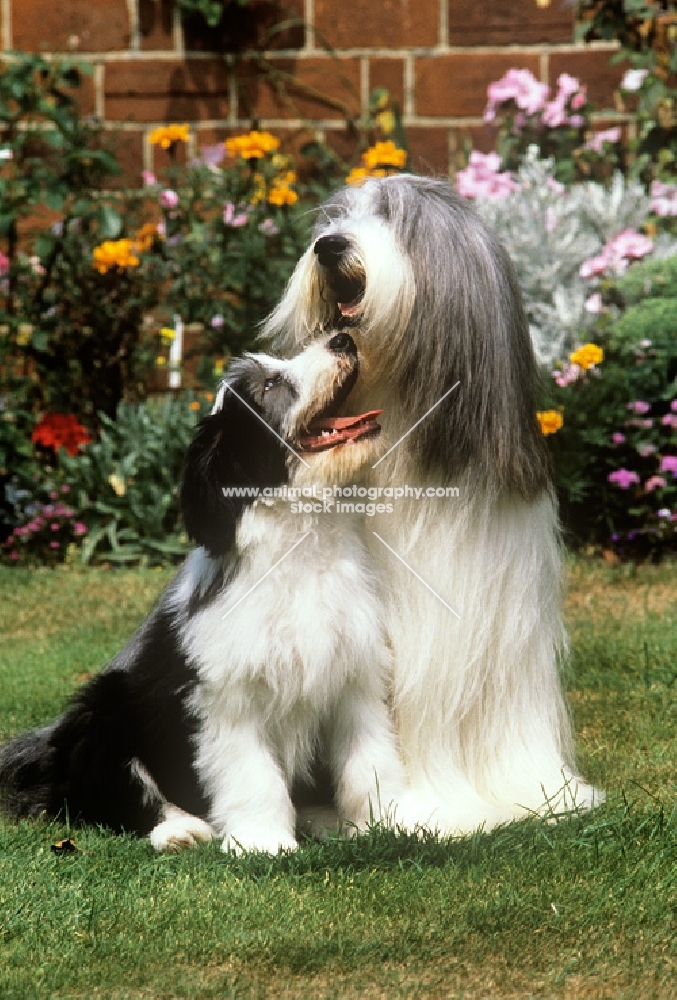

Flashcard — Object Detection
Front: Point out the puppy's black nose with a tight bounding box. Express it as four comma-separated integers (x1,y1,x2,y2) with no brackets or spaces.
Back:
328,332,356,355
314,234,349,267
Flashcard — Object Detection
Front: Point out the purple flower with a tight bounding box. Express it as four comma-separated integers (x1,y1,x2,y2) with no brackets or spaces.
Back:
627,400,651,415
661,414,677,429
60,484,70,493
73,522,88,536
670,400,677,413
608,468,640,489
259,219,279,236
159,189,179,210
49,541,60,549
210,314,224,329
645,476,666,492
657,508,672,519
659,455,677,477
612,432,626,446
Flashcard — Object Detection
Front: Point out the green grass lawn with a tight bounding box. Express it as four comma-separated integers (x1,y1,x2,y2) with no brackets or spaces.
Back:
0,560,675,999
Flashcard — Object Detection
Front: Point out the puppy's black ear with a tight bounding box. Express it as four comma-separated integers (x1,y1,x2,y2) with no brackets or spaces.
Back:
180,382,288,557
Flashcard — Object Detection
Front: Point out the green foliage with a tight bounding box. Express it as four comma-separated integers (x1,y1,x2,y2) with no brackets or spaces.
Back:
57,395,211,565
576,0,677,181
542,254,677,557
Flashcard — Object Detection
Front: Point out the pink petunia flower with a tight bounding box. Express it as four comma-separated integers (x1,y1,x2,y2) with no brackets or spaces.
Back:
627,401,651,415
645,476,666,492
585,127,622,155
484,68,550,122
159,189,179,210
659,455,677,477
608,468,640,488
612,433,626,446
661,414,677,429
585,293,603,313
650,180,677,218
456,151,519,200
223,202,249,227
141,170,157,187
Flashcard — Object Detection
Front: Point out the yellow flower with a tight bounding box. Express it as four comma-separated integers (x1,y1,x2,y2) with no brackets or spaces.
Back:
346,166,371,187
248,172,267,205
537,410,564,436
16,323,33,346
267,169,298,206
225,131,280,160
570,343,604,370
213,360,225,376
160,327,176,342
362,140,407,171
108,473,126,497
135,222,160,252
92,239,140,274
156,356,166,366
148,124,190,149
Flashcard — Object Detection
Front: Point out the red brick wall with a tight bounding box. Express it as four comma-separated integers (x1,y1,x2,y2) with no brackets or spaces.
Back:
4,0,624,184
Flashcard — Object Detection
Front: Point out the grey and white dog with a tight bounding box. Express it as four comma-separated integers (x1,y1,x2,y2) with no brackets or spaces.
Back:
264,174,602,835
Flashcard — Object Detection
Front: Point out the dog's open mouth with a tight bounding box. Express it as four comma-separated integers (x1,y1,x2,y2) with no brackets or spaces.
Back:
298,410,382,453
333,275,365,319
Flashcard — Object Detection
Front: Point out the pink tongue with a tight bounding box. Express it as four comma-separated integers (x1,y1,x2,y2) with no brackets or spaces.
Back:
299,410,382,452
309,409,382,431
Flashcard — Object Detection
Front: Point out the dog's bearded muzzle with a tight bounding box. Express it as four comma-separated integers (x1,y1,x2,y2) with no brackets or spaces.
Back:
313,235,366,323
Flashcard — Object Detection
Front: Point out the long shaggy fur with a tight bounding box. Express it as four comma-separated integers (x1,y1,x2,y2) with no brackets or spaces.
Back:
263,174,602,833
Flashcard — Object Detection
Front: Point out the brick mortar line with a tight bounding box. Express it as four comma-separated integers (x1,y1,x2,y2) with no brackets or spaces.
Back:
53,41,621,62
99,109,633,132
1,0,11,51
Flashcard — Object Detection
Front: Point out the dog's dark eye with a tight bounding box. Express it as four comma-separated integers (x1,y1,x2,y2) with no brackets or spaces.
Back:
264,375,282,391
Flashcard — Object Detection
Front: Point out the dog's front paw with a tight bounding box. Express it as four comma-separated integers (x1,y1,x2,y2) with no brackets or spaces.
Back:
220,830,299,855
149,811,215,853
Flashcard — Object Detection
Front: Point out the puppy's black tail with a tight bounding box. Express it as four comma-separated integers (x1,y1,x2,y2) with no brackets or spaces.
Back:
0,724,59,820
0,670,158,834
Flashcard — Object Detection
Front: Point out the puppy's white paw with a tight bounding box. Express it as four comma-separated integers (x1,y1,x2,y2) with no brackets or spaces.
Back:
149,812,215,853
220,830,298,855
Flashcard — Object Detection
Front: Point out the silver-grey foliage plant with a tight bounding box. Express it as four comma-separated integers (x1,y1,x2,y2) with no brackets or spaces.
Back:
473,148,677,367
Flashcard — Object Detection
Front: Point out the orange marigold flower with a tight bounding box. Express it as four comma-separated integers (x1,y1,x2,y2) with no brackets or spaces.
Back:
537,410,564,436
268,176,298,206
189,400,201,411
135,222,161,252
362,140,407,171
148,124,191,149
92,239,140,274
225,130,280,160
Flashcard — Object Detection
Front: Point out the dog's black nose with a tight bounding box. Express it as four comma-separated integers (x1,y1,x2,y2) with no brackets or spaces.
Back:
314,234,349,267
328,332,356,355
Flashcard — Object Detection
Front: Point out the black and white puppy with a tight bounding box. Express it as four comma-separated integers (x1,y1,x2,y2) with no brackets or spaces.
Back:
0,332,407,853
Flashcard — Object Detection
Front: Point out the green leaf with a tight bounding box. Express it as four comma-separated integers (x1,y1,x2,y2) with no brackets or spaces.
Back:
96,204,123,240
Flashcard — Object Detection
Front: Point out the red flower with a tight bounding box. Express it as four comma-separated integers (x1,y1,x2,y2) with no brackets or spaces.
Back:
31,414,91,457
